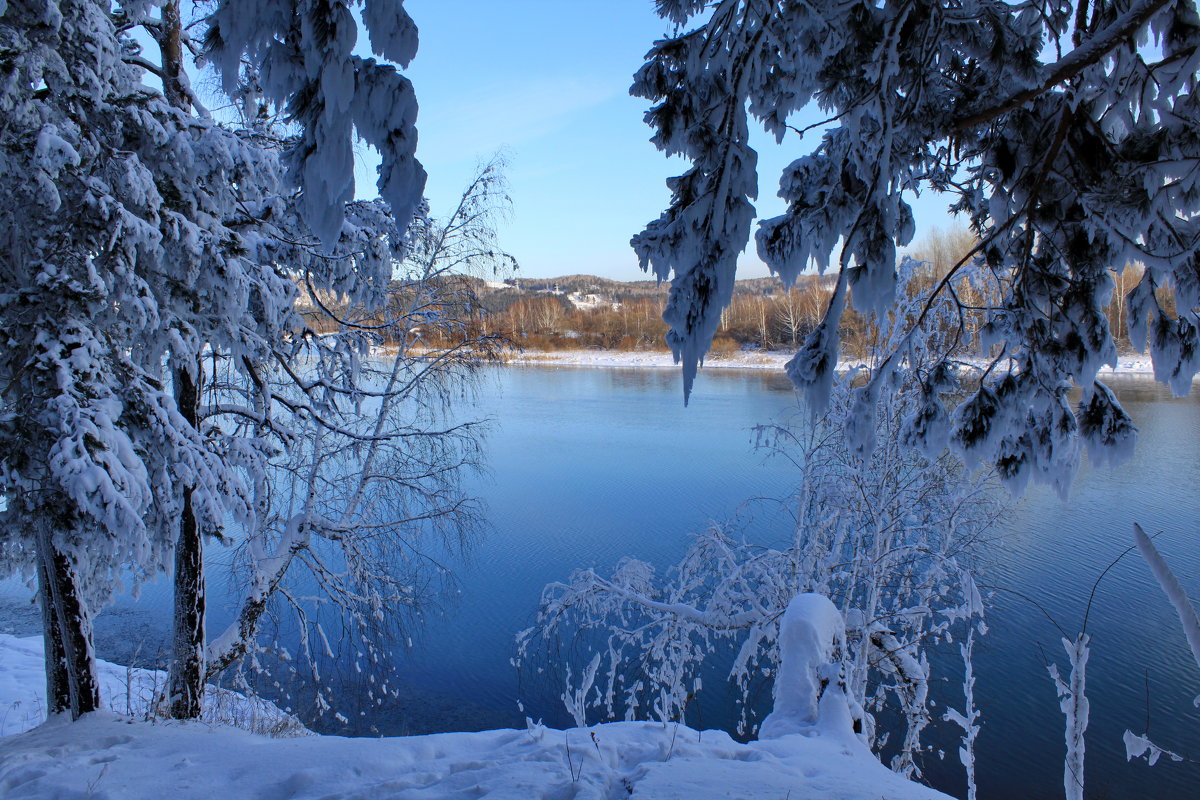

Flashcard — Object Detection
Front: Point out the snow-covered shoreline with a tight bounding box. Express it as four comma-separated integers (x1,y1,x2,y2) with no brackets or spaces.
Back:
0,634,309,739
0,633,951,799
506,348,1164,376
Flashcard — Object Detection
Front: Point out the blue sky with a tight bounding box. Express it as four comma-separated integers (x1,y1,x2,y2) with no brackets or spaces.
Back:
373,2,960,281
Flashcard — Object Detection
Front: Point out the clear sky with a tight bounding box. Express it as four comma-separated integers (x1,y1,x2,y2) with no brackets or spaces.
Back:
365,1,961,281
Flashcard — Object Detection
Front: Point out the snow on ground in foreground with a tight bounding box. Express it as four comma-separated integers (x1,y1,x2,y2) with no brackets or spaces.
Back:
0,634,308,738
508,348,1164,376
0,634,952,799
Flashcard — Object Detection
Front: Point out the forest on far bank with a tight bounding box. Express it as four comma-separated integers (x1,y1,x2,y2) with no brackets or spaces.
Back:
341,228,1169,358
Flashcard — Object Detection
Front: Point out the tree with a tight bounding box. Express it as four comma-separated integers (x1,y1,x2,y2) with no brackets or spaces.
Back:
633,0,1200,491
0,0,245,719
774,286,808,346
0,0,429,721
204,0,425,245
202,166,512,719
132,0,437,720
910,227,979,282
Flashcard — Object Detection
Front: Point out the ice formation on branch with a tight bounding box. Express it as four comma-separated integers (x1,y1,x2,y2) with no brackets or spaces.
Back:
1122,523,1200,768
1048,634,1091,800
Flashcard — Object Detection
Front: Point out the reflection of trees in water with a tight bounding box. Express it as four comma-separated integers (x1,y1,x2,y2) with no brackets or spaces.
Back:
607,367,794,395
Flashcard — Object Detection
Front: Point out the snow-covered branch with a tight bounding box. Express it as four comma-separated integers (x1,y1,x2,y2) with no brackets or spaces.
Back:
635,0,1200,491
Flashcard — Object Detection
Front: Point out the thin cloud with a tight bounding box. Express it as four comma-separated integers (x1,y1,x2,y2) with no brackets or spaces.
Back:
417,74,618,168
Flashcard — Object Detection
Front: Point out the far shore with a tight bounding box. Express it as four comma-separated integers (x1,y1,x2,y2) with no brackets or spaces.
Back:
505,348,1163,377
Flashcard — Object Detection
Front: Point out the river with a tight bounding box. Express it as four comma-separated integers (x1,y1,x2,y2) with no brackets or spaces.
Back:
3,365,1198,798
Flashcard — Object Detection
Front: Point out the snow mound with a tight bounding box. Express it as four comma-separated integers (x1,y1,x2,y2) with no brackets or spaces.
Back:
0,635,950,799
0,717,951,800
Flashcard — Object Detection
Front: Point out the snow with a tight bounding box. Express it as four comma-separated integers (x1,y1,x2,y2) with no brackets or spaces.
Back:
759,594,848,739
206,0,426,246
505,348,1169,376
1133,524,1200,673
0,633,951,800
1048,635,1090,800
0,634,308,739
1124,729,1184,766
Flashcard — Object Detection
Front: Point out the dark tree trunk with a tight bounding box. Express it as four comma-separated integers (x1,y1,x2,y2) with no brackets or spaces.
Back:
37,548,71,714
36,523,100,718
160,0,189,110
158,1,206,721
167,364,205,719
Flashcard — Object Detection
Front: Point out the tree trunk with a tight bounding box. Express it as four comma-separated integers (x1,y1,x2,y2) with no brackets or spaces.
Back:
167,364,205,719
160,0,189,110
36,522,100,718
37,546,71,714
158,1,207,721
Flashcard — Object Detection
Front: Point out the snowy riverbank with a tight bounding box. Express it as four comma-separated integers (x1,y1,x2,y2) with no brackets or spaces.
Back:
0,634,308,739
0,634,950,799
507,348,1163,375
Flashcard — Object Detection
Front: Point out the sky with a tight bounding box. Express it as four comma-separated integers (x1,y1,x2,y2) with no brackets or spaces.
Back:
370,1,963,281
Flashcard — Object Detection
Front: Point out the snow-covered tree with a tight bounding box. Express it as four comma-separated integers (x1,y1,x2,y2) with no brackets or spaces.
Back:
0,0,242,718
203,0,425,245
201,166,513,719
519,273,1001,783
0,0,430,721
634,0,1200,491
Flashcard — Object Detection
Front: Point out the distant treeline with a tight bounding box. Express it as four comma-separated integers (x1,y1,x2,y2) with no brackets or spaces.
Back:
307,230,1167,358
460,265,1161,358
472,275,835,353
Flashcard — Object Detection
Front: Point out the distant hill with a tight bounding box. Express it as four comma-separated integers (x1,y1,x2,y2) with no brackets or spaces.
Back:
475,273,830,301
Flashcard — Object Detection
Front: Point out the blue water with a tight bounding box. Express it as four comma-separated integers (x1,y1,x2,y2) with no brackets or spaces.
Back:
325,366,1200,798
4,365,1198,798
965,376,1200,800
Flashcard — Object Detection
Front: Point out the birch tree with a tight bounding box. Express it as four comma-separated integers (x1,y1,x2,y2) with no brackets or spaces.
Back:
203,167,512,719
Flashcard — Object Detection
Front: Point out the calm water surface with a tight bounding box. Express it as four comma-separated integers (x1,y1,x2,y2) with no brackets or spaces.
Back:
4,365,1198,799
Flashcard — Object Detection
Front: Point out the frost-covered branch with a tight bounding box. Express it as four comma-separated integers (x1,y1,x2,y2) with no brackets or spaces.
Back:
1122,523,1200,769
944,631,981,800
1048,635,1091,800
1133,523,1200,671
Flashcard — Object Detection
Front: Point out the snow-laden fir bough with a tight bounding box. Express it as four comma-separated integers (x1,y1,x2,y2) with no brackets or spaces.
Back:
634,0,1200,494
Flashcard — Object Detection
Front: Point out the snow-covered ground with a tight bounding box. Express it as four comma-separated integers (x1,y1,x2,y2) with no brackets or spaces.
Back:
0,634,309,739
508,348,1163,375
0,634,952,799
